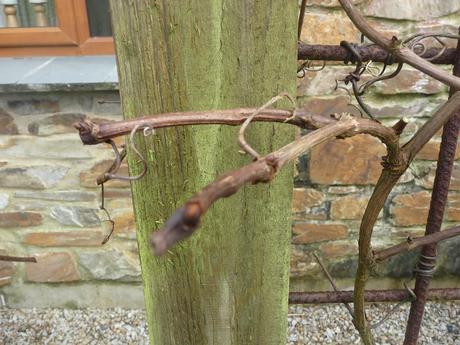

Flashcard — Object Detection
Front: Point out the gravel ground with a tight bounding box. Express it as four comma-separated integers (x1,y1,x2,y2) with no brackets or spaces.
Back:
0,302,458,344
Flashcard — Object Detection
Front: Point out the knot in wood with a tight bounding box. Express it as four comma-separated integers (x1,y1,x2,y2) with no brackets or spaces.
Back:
183,202,201,229
265,154,279,178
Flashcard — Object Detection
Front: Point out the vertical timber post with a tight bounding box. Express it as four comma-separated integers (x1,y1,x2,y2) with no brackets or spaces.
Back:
109,1,297,344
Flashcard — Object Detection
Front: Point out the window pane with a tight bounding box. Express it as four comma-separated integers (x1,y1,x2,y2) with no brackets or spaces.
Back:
0,0,56,28
86,0,112,37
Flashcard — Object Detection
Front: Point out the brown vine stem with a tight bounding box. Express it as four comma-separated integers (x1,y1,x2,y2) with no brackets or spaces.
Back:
373,225,460,263
298,0,307,40
0,254,36,263
338,0,460,89
150,114,400,255
313,252,354,318
350,90,460,344
75,108,320,145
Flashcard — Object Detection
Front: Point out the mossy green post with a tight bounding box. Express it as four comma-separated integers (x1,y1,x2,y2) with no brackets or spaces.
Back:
109,1,297,344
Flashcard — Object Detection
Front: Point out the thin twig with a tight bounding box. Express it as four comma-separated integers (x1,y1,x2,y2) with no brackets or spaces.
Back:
313,252,354,318
298,0,308,40
99,183,115,245
373,225,460,263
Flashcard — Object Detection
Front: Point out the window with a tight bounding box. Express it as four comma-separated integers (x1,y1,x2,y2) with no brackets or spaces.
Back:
0,0,114,56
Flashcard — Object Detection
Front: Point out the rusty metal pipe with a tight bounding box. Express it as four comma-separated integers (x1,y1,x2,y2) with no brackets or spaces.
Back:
403,28,460,345
298,43,456,65
289,288,460,304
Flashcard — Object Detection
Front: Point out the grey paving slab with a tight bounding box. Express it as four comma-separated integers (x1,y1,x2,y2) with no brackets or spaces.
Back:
104,66,119,83
0,57,54,84
18,56,118,84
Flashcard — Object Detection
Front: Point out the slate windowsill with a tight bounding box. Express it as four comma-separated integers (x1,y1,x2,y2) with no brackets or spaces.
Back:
0,56,119,93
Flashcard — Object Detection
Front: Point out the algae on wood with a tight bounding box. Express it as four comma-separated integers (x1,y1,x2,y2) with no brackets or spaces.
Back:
109,1,297,344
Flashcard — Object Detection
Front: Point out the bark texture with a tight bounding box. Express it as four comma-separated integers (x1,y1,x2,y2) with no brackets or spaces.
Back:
109,1,296,344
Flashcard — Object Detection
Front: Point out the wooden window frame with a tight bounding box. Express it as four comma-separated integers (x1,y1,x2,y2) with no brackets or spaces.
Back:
0,0,114,56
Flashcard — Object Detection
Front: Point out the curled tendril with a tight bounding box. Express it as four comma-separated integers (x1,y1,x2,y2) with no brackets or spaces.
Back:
404,33,460,61
336,40,408,121
297,60,326,78
238,92,296,160
99,183,115,245
95,124,155,244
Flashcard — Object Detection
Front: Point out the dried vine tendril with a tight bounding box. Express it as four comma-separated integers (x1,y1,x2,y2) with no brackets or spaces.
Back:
96,125,155,244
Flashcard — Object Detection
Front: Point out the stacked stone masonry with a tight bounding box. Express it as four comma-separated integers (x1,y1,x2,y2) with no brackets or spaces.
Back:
0,0,459,307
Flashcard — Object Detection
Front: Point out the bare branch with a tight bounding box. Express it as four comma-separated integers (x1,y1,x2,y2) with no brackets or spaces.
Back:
403,91,460,160
338,0,460,89
349,86,460,345
298,0,308,40
75,108,320,145
313,252,354,318
150,114,399,255
373,225,460,263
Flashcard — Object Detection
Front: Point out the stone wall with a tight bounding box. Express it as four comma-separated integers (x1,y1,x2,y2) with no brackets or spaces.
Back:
0,90,145,307
1,0,460,307
292,0,460,291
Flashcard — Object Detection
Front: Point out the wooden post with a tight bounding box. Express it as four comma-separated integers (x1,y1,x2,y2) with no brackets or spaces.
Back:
109,1,297,344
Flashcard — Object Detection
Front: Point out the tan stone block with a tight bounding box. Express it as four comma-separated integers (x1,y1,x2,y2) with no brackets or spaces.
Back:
290,248,321,279
0,108,18,135
392,191,431,226
300,12,360,45
292,223,347,244
0,250,15,287
393,191,431,208
103,189,132,199
374,69,446,95
419,165,460,190
0,212,42,228
113,211,135,235
447,194,460,221
319,241,358,258
363,0,460,21
23,231,105,247
330,195,370,220
300,96,353,118
80,160,130,188
26,252,80,283
292,188,324,212
416,141,460,161
392,207,428,226
310,134,385,185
